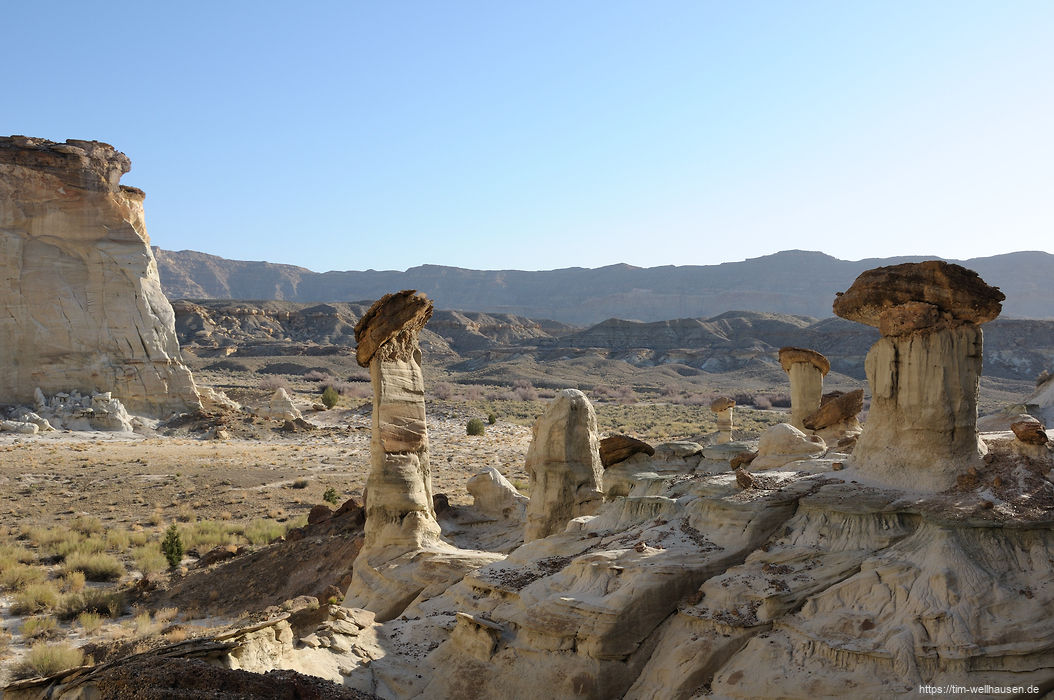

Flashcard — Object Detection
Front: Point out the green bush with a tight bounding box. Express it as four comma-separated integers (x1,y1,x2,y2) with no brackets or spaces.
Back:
323,487,340,505
161,524,184,568
321,385,340,409
466,418,485,436
487,412,497,425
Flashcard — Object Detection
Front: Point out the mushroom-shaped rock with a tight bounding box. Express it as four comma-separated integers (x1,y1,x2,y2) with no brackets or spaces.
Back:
803,389,864,443
467,467,528,521
778,347,830,430
752,423,826,469
258,388,303,423
709,396,735,443
834,261,1003,491
600,434,655,468
524,389,604,542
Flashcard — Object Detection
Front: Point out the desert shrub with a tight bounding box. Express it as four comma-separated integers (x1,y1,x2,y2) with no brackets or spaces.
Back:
12,583,61,615
59,588,124,620
433,382,454,400
0,543,35,567
21,615,59,640
321,385,340,409
303,370,335,382
62,570,86,593
19,642,83,678
245,519,285,546
155,607,179,624
64,552,123,582
105,529,131,552
291,479,309,489
754,396,773,410
180,521,240,550
323,487,340,505
133,546,167,575
513,380,538,401
76,611,103,635
487,412,497,424
466,418,485,436
0,564,47,590
259,377,290,392
135,611,161,637
464,385,483,400
129,530,151,547
161,525,184,568
334,382,372,399
71,516,104,536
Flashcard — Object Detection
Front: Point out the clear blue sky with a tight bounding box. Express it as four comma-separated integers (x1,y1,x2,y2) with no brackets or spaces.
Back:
6,1,1053,272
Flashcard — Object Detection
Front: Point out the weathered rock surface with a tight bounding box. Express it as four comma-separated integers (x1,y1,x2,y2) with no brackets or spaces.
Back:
599,434,655,467
1012,419,1049,446
710,396,735,443
256,387,303,423
752,423,827,469
837,261,1004,491
833,260,1006,330
804,388,864,443
30,389,135,431
524,389,604,541
0,136,200,416
466,467,528,521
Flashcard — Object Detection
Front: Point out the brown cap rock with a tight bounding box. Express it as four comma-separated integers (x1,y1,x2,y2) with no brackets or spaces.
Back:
354,290,434,367
833,261,1004,334
778,347,830,375
803,389,864,431
1011,420,1049,446
710,396,735,412
600,434,655,467
729,451,757,469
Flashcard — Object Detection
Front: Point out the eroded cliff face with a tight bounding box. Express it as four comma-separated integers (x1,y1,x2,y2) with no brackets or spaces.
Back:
0,136,199,416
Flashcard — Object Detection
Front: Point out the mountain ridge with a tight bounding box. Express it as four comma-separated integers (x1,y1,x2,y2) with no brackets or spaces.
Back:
154,248,1054,325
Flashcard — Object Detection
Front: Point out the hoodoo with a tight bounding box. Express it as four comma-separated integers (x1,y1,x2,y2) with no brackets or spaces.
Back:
834,260,1005,490
778,347,829,430
0,136,200,415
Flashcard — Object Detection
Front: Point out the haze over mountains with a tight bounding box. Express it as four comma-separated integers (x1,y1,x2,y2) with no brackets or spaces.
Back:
154,248,1054,325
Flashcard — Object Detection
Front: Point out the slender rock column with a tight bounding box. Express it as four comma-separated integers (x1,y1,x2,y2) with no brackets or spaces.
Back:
354,290,439,549
833,261,1005,491
779,347,830,430
710,397,735,444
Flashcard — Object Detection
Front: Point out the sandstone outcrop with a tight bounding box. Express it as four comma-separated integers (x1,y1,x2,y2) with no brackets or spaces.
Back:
1010,418,1051,460
710,396,734,443
752,422,827,469
599,434,655,467
524,389,604,541
0,136,200,416
256,388,303,423
834,261,1005,491
803,388,864,444
466,467,528,521
779,347,830,429
344,291,499,619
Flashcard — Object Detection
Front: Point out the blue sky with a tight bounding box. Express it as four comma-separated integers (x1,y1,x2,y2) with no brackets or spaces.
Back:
6,1,1053,271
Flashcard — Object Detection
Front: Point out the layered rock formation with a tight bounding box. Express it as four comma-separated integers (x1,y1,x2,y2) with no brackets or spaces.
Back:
834,261,1005,491
803,388,864,444
523,389,604,542
779,347,830,429
0,136,199,416
343,291,499,619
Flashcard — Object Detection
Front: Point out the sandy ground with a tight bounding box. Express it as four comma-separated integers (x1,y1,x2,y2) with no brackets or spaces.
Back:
0,407,533,535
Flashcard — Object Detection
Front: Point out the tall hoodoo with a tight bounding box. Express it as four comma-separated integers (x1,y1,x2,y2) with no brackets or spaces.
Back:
524,389,604,541
778,347,830,430
833,260,1005,490
353,289,438,548
0,136,200,415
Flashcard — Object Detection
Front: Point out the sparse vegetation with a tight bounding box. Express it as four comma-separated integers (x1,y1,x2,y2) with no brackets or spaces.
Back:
21,615,59,640
244,518,285,545
76,611,104,635
64,552,124,582
19,642,84,678
321,385,340,409
323,487,340,505
11,582,61,614
161,524,184,568
487,412,497,424
467,418,485,436
133,545,168,575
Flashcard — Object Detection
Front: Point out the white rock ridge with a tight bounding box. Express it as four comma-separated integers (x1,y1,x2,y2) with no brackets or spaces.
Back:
0,136,200,416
